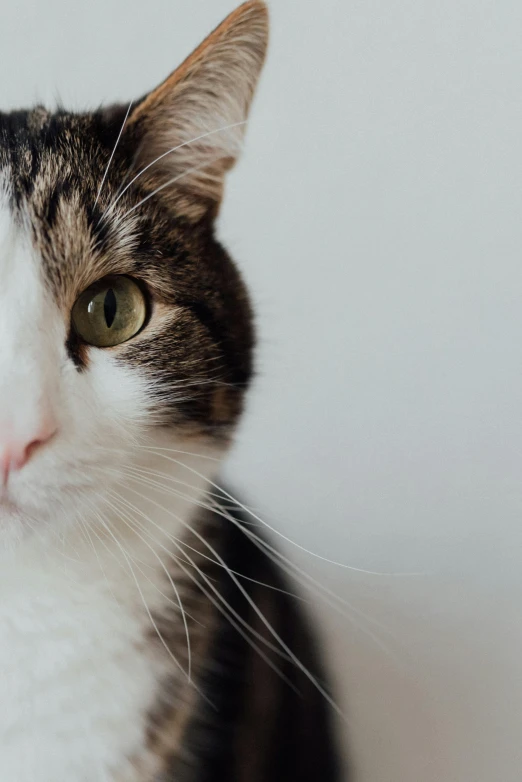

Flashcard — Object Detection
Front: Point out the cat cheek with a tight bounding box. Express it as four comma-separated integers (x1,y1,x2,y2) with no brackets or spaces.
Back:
73,351,152,436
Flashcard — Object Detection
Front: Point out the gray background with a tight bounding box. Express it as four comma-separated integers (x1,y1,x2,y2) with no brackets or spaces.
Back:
3,1,522,779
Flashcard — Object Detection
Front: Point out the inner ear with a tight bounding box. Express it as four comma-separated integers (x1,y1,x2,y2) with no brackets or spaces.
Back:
122,1,269,221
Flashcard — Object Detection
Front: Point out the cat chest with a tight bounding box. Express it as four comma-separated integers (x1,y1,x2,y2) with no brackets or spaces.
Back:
0,571,159,782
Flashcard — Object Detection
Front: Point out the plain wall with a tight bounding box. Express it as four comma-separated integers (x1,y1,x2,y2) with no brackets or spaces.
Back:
2,1,522,779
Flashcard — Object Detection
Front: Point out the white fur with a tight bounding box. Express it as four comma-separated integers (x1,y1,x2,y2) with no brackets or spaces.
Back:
0,182,223,780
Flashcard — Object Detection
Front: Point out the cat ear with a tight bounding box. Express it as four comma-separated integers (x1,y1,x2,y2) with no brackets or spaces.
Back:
125,0,269,220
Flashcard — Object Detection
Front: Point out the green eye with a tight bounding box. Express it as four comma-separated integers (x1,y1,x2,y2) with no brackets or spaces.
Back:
72,276,147,348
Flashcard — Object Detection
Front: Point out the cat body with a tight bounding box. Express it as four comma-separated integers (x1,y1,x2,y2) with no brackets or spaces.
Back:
0,3,342,779
0,529,161,782
0,456,212,782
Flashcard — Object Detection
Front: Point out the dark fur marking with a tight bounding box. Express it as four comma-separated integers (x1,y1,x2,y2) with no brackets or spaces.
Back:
65,327,89,371
159,497,344,782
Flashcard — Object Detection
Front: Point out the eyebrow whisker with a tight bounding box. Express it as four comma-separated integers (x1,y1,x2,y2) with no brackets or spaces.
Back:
93,100,133,211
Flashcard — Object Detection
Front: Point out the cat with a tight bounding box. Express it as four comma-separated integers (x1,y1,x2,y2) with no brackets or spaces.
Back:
0,2,342,779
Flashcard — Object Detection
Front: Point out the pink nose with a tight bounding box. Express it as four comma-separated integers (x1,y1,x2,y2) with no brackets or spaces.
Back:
0,422,57,484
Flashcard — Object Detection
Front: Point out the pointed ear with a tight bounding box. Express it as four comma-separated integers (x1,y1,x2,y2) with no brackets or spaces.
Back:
125,1,269,220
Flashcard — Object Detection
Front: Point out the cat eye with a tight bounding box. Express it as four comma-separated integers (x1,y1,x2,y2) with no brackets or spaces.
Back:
71,276,147,348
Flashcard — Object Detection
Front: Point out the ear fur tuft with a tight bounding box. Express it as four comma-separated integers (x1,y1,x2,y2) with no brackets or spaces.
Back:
126,1,269,219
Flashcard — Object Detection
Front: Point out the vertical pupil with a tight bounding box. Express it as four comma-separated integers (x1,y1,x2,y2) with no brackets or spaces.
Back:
104,288,117,328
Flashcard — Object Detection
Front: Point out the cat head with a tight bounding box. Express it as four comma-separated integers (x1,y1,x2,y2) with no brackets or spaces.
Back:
0,1,268,545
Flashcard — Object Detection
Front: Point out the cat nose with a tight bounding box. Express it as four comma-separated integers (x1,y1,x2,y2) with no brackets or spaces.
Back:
0,419,57,484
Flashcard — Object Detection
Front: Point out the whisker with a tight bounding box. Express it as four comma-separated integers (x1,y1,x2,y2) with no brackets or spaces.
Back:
145,451,424,577
94,101,133,210
115,155,229,223
109,487,296,666
211,500,401,660
107,488,300,690
121,463,226,502
135,446,220,461
114,481,346,720
81,450,401,670
84,497,195,689
122,470,400,659
89,493,192,678
100,120,247,223
101,492,193,680
93,512,200,625
119,467,310,602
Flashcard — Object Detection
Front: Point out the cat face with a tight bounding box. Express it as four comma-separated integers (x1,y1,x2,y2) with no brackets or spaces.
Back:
0,0,268,545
